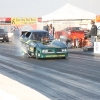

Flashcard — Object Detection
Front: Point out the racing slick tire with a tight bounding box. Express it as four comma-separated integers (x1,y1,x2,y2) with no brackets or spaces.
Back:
62,57,66,59
25,44,32,58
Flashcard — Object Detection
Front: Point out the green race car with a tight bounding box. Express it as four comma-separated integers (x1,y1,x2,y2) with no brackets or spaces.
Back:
20,30,68,59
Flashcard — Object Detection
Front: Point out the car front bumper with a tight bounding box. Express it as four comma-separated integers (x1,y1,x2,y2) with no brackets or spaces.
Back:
0,36,9,41
38,53,68,58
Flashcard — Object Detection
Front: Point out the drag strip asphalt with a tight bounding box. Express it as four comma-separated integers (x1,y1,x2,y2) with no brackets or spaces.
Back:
0,42,100,100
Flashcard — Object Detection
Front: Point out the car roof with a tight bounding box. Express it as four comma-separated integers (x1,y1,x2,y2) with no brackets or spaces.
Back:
28,30,48,33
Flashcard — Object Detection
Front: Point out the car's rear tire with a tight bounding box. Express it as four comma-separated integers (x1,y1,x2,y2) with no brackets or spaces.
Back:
27,49,32,58
25,45,32,57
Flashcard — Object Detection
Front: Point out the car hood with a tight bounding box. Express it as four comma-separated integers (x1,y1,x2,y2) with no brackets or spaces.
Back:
36,40,67,48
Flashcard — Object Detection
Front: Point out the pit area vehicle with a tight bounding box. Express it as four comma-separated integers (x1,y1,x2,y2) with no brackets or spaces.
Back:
55,27,84,47
20,30,68,59
0,29,9,42
84,26,100,38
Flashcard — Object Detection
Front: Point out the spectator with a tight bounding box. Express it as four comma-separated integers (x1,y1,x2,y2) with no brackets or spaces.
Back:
89,20,97,47
49,24,55,37
13,26,20,45
43,24,49,32
11,26,16,33
53,26,55,37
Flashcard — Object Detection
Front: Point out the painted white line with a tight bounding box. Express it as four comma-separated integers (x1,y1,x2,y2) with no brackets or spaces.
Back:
0,74,50,100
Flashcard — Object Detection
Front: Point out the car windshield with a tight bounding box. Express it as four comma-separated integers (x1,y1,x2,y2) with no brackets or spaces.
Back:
32,32,49,41
65,27,82,31
71,27,82,31
0,29,7,34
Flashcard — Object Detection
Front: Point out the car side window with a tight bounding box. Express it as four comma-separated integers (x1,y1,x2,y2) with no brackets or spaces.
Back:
30,33,35,40
26,32,31,38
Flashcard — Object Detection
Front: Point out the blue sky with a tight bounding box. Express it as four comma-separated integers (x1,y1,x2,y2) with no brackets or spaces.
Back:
0,0,99,17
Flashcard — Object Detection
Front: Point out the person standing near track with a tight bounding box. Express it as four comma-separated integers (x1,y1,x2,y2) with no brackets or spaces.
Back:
43,24,49,32
12,26,20,45
49,24,55,37
89,20,97,47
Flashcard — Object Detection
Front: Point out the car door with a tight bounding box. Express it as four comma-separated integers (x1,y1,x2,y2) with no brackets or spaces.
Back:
27,32,36,53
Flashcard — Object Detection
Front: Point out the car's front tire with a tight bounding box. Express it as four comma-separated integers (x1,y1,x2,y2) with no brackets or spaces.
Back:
35,50,38,59
35,50,40,59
